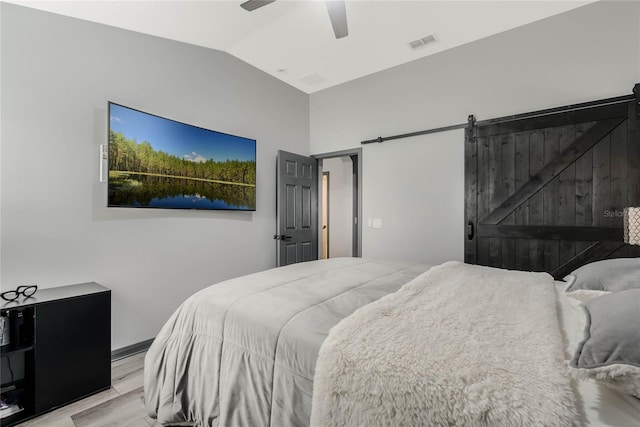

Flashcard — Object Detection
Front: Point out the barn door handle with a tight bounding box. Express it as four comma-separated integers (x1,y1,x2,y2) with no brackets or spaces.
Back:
467,221,475,240
273,235,293,241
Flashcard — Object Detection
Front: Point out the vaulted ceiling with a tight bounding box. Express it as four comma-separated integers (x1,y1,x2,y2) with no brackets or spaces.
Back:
7,1,595,93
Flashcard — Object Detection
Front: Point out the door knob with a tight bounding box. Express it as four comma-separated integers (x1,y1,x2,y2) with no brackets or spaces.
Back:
273,235,293,241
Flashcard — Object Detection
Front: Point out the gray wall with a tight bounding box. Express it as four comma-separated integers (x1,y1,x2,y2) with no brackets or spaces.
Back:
0,3,309,349
310,0,640,264
2,1,639,350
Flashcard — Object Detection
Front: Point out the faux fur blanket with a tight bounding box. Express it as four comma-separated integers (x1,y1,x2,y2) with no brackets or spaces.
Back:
310,262,577,426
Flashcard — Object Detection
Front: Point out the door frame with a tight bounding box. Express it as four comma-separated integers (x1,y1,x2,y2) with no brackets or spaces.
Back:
321,171,330,259
313,148,363,258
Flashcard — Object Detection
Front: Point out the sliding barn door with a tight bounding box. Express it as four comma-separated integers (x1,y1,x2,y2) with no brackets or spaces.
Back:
465,87,640,278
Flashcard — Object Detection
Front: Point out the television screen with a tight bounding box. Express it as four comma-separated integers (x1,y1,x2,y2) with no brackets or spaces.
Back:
107,102,256,211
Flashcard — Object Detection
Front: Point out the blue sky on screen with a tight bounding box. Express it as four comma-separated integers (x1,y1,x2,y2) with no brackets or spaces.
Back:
109,103,255,163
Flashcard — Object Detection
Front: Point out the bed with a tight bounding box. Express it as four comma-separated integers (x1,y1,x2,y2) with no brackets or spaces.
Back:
144,257,430,426
144,257,640,427
145,89,640,426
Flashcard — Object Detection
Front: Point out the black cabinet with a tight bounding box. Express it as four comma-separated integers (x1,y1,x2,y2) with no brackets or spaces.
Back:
0,283,110,426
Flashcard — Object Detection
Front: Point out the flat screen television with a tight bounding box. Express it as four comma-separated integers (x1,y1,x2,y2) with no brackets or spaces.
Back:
107,102,256,211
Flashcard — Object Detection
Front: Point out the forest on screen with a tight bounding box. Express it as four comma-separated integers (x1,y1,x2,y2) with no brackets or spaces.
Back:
108,130,256,210
108,130,256,185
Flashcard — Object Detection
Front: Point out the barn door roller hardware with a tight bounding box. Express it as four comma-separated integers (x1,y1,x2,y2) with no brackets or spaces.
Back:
634,83,640,120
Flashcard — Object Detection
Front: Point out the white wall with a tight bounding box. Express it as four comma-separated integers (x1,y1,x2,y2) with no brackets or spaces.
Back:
322,157,353,258
0,4,309,350
310,0,640,264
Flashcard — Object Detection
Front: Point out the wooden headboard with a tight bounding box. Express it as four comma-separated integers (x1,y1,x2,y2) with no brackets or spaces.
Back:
464,84,640,279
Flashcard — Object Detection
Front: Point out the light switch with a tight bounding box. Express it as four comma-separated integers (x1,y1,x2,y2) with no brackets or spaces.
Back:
372,218,382,229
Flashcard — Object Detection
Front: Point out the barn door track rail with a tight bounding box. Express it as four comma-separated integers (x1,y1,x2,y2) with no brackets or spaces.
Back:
361,84,639,146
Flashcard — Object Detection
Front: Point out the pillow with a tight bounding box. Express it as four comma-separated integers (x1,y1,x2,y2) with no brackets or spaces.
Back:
554,282,588,359
569,288,640,398
564,289,610,304
564,258,640,292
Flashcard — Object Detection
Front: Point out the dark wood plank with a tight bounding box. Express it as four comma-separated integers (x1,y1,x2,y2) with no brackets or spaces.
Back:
514,132,530,270
558,125,576,264
467,91,638,278
592,133,612,227
488,135,502,267
501,133,516,269
606,244,630,259
477,136,490,266
476,102,628,137
480,117,626,225
464,121,478,264
528,130,545,271
610,119,628,229
628,246,640,258
552,241,626,279
628,101,640,206
574,122,595,253
634,84,640,119
623,98,640,255
543,127,560,271
477,225,623,241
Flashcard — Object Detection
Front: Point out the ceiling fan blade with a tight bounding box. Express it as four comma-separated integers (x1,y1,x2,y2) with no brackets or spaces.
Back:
240,0,276,12
325,0,348,39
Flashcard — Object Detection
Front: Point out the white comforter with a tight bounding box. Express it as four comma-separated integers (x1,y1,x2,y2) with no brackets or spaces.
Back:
311,261,578,426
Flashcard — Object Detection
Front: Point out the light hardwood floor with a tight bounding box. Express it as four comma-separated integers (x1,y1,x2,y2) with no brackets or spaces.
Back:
16,352,159,427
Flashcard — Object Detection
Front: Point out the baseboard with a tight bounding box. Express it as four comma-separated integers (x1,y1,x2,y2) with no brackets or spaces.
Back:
111,338,154,362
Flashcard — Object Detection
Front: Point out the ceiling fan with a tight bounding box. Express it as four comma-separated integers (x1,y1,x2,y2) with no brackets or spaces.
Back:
240,0,348,39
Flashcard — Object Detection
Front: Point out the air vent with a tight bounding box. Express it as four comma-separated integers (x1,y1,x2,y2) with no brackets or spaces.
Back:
408,33,437,50
299,72,327,87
